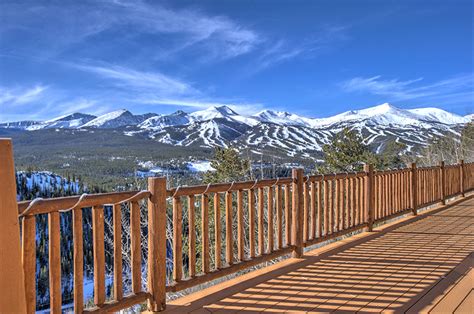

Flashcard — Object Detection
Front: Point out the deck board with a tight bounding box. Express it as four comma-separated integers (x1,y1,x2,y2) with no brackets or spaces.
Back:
166,196,474,313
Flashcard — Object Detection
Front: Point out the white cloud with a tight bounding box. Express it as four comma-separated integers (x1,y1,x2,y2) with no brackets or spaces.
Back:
253,25,349,73
106,0,260,59
0,85,48,105
75,63,199,97
341,74,474,103
0,1,260,61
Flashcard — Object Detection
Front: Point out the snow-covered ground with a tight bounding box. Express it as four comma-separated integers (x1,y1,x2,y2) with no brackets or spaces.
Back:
16,171,79,201
187,160,215,172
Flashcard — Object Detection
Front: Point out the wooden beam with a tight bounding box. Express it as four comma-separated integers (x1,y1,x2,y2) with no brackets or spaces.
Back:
0,139,26,313
147,177,167,311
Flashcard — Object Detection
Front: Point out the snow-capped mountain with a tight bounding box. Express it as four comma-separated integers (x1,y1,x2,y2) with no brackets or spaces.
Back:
2,103,470,158
29,113,97,130
463,113,474,121
81,109,154,128
139,110,189,131
0,113,97,130
408,107,471,124
254,110,312,127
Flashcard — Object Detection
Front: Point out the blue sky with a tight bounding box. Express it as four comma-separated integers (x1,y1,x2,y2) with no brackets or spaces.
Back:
0,0,472,122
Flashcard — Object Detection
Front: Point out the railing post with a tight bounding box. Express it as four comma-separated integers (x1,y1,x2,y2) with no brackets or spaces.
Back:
0,139,27,312
411,163,418,215
440,161,446,205
364,164,374,231
147,177,167,312
459,160,464,197
291,168,304,258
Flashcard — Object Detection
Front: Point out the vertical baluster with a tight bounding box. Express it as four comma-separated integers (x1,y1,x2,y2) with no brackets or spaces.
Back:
276,185,283,249
334,179,339,232
383,174,387,216
22,216,36,314
310,182,316,239
359,177,364,224
188,195,196,276
112,204,122,302
354,177,360,225
73,208,83,312
49,211,62,312
344,178,349,229
397,172,403,211
173,197,183,280
225,191,233,266
422,170,425,205
386,174,390,215
351,178,357,226
267,186,274,253
248,189,255,258
317,181,323,237
377,175,381,220
347,178,352,227
92,205,105,306
324,180,329,235
302,182,309,242
339,179,344,231
329,180,334,233
258,187,265,255
392,172,398,214
291,169,304,257
386,174,390,216
213,193,221,269
130,201,141,292
201,195,210,273
237,190,244,261
284,185,291,246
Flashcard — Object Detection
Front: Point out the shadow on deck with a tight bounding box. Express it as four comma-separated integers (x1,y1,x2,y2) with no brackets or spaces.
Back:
166,197,474,313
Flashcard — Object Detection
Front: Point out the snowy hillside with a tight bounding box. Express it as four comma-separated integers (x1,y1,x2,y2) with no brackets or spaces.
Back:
2,103,470,158
81,109,154,128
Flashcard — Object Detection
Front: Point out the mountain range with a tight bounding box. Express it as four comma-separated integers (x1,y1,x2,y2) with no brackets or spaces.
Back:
2,103,472,158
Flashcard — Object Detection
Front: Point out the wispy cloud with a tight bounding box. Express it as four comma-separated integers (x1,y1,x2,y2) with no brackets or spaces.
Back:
341,74,474,104
137,98,264,114
75,63,199,97
0,85,48,106
0,1,260,61
108,0,260,60
253,25,349,73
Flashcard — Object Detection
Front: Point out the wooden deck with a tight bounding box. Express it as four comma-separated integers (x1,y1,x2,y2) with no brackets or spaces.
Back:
166,196,474,313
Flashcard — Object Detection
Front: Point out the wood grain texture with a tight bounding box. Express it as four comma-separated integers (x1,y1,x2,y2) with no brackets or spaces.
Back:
22,216,36,314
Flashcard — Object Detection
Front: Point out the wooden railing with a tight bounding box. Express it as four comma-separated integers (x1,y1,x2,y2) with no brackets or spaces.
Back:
1,138,473,313
17,180,167,313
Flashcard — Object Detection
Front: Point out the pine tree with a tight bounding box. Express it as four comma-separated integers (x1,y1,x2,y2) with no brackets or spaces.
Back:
320,127,377,173
378,140,407,169
204,147,251,184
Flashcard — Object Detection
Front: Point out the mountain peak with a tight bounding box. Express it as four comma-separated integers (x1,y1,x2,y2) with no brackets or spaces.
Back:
211,105,238,115
45,112,96,123
81,109,141,128
190,105,238,121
